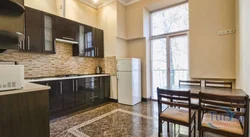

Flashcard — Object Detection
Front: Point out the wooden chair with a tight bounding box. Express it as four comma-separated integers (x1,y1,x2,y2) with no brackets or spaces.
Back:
179,80,201,87
205,80,233,89
198,92,249,137
179,80,201,109
157,87,196,137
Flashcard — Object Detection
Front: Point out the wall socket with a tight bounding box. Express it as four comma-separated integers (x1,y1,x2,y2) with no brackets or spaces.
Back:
218,29,236,36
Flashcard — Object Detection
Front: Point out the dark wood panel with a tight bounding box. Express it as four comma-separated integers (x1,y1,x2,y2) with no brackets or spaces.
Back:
0,90,49,137
55,16,77,41
25,7,43,52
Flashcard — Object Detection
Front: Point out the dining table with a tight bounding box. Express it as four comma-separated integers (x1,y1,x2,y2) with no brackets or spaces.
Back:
160,85,247,98
159,85,249,136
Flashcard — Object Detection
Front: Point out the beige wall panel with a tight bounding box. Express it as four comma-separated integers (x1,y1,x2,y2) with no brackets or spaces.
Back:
189,0,236,79
65,0,97,27
117,2,127,38
25,0,58,15
116,38,128,58
97,1,117,57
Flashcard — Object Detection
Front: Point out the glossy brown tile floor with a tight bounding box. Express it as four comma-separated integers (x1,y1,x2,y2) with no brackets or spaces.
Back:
50,101,226,137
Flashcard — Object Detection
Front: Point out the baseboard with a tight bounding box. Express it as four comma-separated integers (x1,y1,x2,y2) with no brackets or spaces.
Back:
142,97,151,102
109,98,118,103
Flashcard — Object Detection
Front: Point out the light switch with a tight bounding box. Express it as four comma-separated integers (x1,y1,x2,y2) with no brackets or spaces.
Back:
218,29,236,36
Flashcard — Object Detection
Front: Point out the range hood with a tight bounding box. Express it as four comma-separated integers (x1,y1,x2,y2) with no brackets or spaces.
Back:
0,0,25,53
0,30,24,53
55,38,78,44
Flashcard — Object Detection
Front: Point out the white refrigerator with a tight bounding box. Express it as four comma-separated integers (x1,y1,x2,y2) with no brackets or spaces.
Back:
117,58,141,105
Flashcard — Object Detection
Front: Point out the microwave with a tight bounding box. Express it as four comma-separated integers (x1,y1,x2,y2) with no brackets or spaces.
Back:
0,65,24,91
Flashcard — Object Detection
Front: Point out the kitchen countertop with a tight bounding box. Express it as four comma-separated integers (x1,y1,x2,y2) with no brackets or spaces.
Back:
25,74,111,83
0,82,51,96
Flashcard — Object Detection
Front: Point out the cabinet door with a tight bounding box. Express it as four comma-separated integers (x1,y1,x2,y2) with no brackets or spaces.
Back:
48,81,63,112
55,17,77,41
84,25,95,57
62,80,75,109
33,81,63,112
104,77,110,99
43,14,55,53
94,28,104,58
74,79,86,106
25,7,43,52
85,77,102,104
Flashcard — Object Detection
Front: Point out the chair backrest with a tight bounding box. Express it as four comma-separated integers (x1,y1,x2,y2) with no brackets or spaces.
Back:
157,88,192,121
179,80,201,87
199,92,249,135
205,80,233,89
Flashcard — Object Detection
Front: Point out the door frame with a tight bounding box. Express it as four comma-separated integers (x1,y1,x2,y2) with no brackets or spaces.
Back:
150,31,189,99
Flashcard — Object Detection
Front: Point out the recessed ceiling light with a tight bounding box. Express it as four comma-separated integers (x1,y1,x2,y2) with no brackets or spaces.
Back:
93,0,98,3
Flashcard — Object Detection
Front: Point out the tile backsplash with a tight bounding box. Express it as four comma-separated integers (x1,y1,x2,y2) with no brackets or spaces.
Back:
0,42,117,78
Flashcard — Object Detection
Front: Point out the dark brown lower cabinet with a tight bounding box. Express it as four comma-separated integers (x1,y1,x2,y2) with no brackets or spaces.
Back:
48,81,63,112
0,90,49,137
62,80,75,109
33,76,110,119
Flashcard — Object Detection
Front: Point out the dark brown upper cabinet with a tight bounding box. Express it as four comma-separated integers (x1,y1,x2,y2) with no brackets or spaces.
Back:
23,7,55,53
24,7,43,53
94,28,104,58
73,25,104,58
43,13,55,54
55,16,77,42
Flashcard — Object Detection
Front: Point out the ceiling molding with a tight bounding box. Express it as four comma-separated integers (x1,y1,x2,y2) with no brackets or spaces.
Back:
118,0,141,6
126,0,140,5
78,0,141,10
79,0,98,9
98,0,116,9
117,0,127,5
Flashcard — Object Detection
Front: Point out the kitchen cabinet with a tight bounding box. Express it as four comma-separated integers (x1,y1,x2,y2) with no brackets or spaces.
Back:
23,7,55,53
43,13,55,53
73,25,104,58
0,88,49,137
48,81,63,112
34,81,63,112
74,79,86,106
55,16,77,42
62,80,75,109
24,7,43,52
93,28,104,58
32,76,110,119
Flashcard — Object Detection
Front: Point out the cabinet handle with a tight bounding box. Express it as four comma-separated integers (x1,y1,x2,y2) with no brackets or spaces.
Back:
60,81,63,94
76,80,78,91
89,96,98,99
72,80,75,92
22,40,25,50
62,37,74,41
27,36,30,50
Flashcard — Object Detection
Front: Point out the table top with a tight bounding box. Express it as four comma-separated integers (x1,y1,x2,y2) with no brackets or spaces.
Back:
160,85,247,97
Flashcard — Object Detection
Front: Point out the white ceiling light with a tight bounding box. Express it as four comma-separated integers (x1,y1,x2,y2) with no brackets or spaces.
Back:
93,0,99,3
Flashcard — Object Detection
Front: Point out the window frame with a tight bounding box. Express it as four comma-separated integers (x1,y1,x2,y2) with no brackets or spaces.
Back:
150,2,189,39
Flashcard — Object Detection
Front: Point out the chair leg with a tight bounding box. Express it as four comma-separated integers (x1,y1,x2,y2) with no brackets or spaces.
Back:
194,117,196,137
167,122,170,134
199,129,202,137
158,119,162,137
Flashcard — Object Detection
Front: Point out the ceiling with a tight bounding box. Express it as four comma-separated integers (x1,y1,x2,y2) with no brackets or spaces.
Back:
79,0,140,9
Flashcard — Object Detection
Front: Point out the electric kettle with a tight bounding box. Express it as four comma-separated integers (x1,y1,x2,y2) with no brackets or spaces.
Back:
95,66,102,74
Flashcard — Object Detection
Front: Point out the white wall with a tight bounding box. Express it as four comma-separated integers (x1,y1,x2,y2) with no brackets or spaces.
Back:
235,0,250,96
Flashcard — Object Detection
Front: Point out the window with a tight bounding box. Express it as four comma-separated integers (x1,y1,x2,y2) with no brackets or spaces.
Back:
151,3,189,36
151,3,189,100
